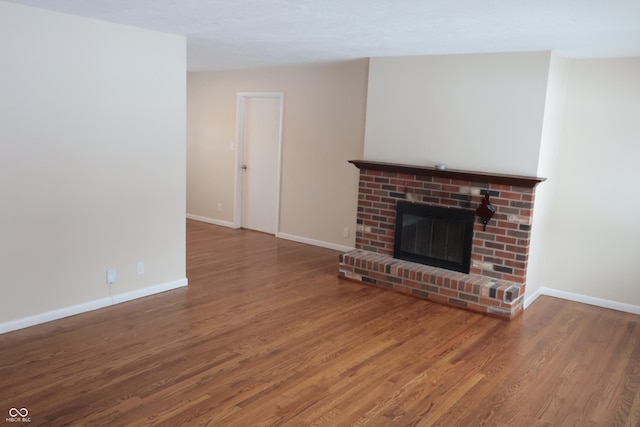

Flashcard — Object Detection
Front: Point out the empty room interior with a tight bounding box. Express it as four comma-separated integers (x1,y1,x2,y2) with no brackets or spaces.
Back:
1,0,639,425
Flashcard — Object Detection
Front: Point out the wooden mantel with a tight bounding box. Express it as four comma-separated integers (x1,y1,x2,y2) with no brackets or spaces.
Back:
349,160,546,188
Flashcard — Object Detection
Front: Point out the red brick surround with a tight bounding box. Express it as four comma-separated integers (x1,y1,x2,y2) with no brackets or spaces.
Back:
339,161,543,319
339,250,523,319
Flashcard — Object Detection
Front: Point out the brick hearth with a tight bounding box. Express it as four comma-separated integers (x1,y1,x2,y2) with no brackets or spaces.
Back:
339,160,544,320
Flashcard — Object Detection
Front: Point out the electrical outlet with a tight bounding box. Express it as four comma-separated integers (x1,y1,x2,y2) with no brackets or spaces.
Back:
217,203,222,212
106,268,117,285
343,227,350,238
137,261,144,275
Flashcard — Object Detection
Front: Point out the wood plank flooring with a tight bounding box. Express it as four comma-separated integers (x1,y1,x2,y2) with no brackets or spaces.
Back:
1,219,639,426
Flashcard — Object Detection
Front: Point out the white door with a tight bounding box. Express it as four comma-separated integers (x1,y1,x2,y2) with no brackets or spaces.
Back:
238,94,283,234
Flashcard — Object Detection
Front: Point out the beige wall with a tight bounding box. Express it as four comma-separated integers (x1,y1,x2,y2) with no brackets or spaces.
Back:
364,52,551,175
530,57,640,306
526,53,570,299
187,60,368,249
0,3,187,329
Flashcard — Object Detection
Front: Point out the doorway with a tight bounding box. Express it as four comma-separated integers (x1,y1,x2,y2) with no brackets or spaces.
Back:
234,92,284,234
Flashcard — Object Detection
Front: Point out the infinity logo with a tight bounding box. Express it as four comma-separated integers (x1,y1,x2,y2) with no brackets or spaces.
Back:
8,408,28,417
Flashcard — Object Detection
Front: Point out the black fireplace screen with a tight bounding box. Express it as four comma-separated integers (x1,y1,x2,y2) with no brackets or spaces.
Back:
394,201,474,273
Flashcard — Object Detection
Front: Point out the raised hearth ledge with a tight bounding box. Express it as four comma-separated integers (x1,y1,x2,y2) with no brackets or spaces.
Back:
339,250,524,320
349,160,545,188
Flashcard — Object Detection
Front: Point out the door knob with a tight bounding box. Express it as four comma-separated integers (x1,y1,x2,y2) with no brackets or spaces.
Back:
241,165,248,170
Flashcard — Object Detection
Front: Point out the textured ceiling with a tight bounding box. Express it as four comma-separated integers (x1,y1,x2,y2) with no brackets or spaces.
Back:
5,0,640,70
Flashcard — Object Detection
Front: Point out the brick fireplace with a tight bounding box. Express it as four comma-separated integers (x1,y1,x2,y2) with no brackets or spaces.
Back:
338,160,545,319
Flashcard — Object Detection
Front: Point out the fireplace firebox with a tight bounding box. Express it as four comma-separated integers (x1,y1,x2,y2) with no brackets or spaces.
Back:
394,201,474,273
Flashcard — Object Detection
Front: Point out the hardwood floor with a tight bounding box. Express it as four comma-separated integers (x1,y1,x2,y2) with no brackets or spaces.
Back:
1,219,639,426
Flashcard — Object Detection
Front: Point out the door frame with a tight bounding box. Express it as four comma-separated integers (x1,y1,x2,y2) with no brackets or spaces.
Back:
233,92,284,233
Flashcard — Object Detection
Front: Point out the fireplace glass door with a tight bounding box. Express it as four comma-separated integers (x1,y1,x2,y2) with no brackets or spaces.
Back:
394,202,474,273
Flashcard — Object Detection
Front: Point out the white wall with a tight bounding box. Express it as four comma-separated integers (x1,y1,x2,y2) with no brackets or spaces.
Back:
0,2,187,331
530,57,640,307
364,52,551,175
187,61,368,250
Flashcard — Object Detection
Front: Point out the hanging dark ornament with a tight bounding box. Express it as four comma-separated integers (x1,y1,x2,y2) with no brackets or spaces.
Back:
476,192,496,231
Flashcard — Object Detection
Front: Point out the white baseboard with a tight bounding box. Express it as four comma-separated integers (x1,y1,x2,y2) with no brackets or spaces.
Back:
187,215,352,253
277,232,354,253
0,278,188,335
0,297,113,335
526,286,640,315
186,213,238,229
524,287,544,309
111,278,188,305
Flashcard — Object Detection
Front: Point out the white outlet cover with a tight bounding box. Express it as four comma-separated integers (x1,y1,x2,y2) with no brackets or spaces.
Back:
106,268,117,284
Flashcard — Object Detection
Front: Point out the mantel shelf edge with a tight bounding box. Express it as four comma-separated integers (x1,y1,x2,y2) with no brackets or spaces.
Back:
348,160,546,188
